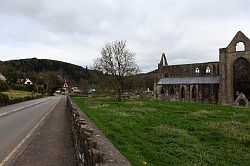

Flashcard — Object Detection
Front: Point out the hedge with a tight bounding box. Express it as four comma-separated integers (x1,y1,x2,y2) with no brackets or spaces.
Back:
0,92,9,106
0,93,43,106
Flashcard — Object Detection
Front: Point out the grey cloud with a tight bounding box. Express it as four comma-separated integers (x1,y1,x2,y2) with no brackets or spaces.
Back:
0,0,250,72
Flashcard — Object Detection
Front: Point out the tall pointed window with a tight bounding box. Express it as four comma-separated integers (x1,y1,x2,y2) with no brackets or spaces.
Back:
161,87,165,94
170,87,175,95
181,87,185,99
236,42,245,52
195,68,200,74
161,53,167,66
163,58,166,66
206,67,211,74
191,86,196,100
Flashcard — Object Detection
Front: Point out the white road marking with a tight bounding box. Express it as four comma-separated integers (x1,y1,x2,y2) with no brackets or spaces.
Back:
0,98,52,118
0,98,59,166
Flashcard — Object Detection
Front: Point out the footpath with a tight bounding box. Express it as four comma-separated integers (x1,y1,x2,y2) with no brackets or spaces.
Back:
13,97,77,166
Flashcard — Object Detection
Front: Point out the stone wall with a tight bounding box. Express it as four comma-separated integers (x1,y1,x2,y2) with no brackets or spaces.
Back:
219,31,250,105
67,97,104,166
157,84,219,103
66,96,131,166
158,62,219,79
156,56,220,104
155,31,250,107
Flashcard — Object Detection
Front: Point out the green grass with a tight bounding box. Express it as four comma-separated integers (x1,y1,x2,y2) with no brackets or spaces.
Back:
72,96,250,166
3,90,36,99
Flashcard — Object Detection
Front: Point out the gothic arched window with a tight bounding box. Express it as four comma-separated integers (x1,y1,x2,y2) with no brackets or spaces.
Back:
181,86,185,99
206,67,211,74
195,68,200,74
161,87,165,94
169,87,175,95
236,42,245,52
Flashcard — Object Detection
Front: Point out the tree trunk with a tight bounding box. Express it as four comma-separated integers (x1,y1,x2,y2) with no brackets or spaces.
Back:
117,82,122,101
117,92,122,101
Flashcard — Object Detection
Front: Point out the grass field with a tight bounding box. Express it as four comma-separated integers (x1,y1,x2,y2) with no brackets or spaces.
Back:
3,90,34,99
72,97,250,166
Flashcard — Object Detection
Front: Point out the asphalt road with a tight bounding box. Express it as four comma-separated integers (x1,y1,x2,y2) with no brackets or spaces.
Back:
0,95,62,164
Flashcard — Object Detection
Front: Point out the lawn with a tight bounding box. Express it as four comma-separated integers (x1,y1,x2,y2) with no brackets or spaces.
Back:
3,90,36,99
72,96,250,166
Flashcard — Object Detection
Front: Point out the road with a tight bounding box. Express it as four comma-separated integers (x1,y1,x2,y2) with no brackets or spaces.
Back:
0,95,63,165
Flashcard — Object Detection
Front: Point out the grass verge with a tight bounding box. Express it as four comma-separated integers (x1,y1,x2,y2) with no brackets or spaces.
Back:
3,90,32,99
72,96,250,166
3,90,40,99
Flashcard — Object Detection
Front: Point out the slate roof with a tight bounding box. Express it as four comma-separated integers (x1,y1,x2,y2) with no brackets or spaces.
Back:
157,76,219,85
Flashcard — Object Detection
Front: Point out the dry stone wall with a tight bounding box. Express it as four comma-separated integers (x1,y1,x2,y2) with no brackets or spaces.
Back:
66,97,131,166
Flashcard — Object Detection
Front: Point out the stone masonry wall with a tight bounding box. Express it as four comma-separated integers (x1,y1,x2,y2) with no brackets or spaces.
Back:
66,96,131,166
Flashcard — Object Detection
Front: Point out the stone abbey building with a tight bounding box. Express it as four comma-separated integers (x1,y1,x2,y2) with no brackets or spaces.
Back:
155,31,250,107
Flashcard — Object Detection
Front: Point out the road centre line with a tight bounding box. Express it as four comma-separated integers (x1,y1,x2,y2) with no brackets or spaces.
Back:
0,98,52,119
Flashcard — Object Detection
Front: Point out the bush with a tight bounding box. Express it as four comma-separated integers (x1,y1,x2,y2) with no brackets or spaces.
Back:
9,84,25,91
25,84,35,92
0,91,44,106
7,95,43,105
36,85,45,94
0,92,9,106
7,97,23,105
0,81,8,91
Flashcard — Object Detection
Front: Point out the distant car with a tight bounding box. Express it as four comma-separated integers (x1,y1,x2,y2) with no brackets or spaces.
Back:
87,88,96,94
55,90,61,94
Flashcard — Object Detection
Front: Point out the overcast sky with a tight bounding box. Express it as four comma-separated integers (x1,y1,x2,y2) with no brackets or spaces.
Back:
0,0,249,72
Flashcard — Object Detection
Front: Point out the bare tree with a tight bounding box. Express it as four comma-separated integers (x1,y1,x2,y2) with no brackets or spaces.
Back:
94,41,140,101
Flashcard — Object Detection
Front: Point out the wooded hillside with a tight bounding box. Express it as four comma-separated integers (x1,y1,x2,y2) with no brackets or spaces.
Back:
0,58,157,94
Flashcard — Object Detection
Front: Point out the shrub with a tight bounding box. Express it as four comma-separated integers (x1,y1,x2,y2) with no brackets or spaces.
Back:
0,92,9,106
9,84,25,91
36,85,45,94
25,84,35,92
0,81,8,91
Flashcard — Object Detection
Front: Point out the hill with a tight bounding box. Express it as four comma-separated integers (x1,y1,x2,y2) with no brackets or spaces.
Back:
0,58,96,92
5,58,90,82
0,58,157,94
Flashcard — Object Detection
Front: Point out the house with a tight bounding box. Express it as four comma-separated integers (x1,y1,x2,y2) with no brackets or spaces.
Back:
24,79,33,85
0,73,7,81
71,86,81,93
154,31,250,107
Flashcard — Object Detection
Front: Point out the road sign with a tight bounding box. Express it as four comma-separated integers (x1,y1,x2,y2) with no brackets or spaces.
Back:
63,82,69,88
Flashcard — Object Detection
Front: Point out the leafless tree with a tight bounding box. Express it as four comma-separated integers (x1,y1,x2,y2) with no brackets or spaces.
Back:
94,41,140,101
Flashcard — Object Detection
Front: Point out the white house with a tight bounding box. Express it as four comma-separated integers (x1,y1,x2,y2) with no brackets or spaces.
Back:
0,73,7,81
71,86,81,93
24,78,33,85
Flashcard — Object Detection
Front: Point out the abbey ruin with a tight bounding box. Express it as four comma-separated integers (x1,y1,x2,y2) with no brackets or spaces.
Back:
155,31,250,107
